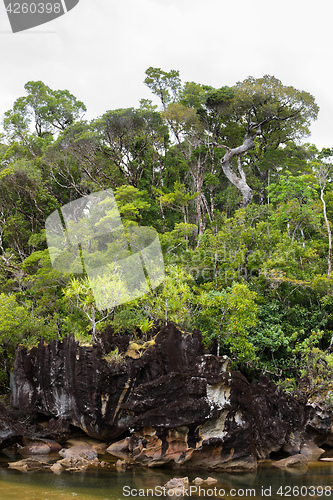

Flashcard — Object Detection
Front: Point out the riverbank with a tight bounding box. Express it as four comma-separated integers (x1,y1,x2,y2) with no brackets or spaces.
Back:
4,323,333,473
1,454,333,500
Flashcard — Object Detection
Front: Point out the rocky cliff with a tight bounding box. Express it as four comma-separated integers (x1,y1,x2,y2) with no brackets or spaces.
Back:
9,323,333,470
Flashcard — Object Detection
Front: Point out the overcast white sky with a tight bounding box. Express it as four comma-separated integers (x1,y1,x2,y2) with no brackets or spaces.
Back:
0,0,332,148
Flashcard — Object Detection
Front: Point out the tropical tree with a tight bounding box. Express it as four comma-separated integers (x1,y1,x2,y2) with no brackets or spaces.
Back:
3,81,86,144
212,76,319,206
63,277,116,343
138,265,194,326
197,282,258,362
145,68,214,234
312,149,333,278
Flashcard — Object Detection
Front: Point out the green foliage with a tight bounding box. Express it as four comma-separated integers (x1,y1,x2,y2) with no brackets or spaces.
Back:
0,72,332,400
138,265,194,327
144,67,181,107
196,282,258,366
139,318,155,336
110,306,145,335
63,277,116,341
156,182,198,224
233,75,319,142
4,80,86,141
293,347,333,410
247,300,328,379
114,185,151,223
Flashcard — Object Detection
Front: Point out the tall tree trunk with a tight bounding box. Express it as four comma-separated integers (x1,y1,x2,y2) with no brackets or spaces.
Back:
195,193,205,236
192,157,207,237
218,128,261,207
320,187,332,278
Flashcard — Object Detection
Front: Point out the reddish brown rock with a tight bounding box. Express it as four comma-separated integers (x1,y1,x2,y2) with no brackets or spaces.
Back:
22,437,62,453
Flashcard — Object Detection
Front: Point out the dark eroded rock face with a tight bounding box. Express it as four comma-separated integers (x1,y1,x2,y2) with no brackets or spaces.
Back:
251,376,305,458
0,402,25,449
11,324,211,440
9,323,314,470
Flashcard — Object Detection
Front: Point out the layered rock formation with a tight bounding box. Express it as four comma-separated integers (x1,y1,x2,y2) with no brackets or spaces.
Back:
9,323,331,470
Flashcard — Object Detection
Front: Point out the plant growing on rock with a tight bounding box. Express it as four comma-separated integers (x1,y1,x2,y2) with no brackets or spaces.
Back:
139,318,155,339
103,347,126,366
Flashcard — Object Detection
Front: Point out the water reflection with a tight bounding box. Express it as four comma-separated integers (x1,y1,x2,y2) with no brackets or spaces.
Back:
0,458,332,500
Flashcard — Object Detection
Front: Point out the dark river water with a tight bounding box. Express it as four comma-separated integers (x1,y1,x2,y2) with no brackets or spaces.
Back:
0,456,332,500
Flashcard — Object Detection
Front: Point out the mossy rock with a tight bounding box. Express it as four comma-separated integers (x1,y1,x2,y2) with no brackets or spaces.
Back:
126,338,156,359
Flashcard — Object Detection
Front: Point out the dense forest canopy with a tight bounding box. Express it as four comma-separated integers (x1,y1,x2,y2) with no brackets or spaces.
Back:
0,70,332,400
